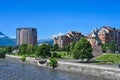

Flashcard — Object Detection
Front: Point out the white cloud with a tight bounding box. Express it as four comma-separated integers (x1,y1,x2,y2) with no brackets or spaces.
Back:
10,36,16,39
50,33,64,39
0,35,5,38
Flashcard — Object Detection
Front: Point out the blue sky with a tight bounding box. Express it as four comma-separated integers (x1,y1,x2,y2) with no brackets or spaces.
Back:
0,0,120,39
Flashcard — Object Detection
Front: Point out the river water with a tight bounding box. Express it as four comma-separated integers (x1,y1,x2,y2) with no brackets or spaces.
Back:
0,58,110,80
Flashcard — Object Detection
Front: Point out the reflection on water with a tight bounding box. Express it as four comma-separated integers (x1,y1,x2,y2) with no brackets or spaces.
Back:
0,58,110,80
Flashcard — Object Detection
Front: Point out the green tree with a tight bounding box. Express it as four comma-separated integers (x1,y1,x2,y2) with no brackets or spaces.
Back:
66,44,70,55
102,43,109,53
118,46,120,51
102,41,115,53
53,44,59,51
69,41,76,56
27,45,33,54
61,46,66,51
70,41,76,50
32,45,38,54
48,44,53,51
73,38,93,60
0,49,6,58
35,44,51,58
35,47,40,57
19,44,27,54
109,41,115,53
4,46,12,54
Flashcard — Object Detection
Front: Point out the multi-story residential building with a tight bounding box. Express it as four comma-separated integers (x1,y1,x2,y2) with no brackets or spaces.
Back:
54,31,84,48
16,28,37,46
87,29,102,46
115,29,120,46
88,26,120,48
98,26,120,47
98,26,114,44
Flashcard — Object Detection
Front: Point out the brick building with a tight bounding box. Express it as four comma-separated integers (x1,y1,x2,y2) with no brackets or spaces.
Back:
88,26,120,47
87,29,102,46
54,31,84,48
98,26,114,44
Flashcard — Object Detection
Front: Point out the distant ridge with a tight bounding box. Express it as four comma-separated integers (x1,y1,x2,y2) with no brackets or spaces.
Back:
0,32,16,46
38,38,54,46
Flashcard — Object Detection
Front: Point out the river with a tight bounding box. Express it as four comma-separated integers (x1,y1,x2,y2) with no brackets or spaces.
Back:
0,58,110,80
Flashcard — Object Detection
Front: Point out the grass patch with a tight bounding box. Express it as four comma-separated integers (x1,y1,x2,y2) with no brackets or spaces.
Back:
55,51,67,58
95,54,120,64
11,53,36,58
26,54,36,57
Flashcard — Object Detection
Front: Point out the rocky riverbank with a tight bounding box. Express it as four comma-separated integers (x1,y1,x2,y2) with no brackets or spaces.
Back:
6,55,120,80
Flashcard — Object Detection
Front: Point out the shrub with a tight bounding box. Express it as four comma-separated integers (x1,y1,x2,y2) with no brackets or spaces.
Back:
21,55,26,62
51,52,61,58
0,53,5,58
49,58,57,69
0,49,6,58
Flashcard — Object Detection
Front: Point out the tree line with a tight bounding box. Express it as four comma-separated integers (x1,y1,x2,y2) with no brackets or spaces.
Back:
0,38,94,61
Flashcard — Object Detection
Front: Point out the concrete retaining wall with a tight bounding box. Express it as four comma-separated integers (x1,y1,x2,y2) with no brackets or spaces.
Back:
57,61,120,80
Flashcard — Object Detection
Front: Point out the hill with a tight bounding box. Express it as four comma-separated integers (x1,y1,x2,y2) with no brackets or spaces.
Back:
0,32,16,46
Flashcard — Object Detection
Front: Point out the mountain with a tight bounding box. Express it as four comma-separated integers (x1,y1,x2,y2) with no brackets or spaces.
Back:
0,31,54,46
0,32,16,46
38,38,54,46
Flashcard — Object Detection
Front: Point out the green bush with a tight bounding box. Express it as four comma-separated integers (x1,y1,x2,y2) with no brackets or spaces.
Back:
0,49,6,58
49,58,57,69
21,55,26,62
0,54,5,58
51,52,61,58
